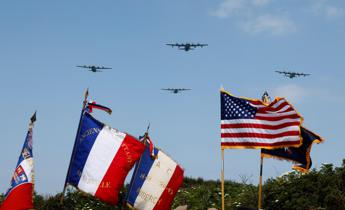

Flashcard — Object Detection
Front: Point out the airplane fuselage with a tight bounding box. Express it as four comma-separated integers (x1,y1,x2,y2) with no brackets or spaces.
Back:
91,67,97,72
287,73,296,78
179,44,191,51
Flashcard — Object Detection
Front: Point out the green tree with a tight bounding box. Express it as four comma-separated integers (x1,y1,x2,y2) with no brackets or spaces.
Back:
263,160,345,210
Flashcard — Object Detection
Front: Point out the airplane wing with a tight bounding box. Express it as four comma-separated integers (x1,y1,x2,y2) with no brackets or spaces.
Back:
166,44,177,47
296,72,310,76
275,70,284,74
98,67,112,69
276,71,292,75
178,88,191,91
299,73,310,77
161,88,177,93
198,44,208,47
76,65,89,69
191,43,208,47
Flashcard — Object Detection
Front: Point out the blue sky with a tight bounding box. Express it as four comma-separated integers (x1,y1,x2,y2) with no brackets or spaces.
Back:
1,0,345,195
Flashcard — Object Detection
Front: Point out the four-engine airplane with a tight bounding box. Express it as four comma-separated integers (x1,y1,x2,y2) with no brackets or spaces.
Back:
76,65,112,73
166,43,208,51
275,70,310,79
161,88,191,94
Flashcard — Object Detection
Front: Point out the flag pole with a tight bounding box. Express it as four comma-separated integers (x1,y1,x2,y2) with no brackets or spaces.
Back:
258,152,264,210
220,87,225,210
29,111,37,131
60,88,89,204
29,111,37,207
221,148,225,210
122,124,150,210
258,91,270,210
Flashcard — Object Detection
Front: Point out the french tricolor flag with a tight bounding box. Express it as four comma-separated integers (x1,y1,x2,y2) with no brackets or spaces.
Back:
127,139,184,210
0,129,34,210
67,112,145,205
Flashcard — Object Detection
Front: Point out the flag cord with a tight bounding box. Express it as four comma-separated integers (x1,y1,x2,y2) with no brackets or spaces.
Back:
60,88,89,204
258,152,264,210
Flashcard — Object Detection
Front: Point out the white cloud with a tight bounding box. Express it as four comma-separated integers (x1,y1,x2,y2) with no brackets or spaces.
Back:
210,0,269,18
271,84,309,104
312,0,345,19
210,0,245,18
211,0,296,35
270,84,345,108
240,14,296,35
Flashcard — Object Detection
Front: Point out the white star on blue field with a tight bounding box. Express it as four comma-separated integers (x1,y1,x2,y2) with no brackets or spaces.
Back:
1,0,345,194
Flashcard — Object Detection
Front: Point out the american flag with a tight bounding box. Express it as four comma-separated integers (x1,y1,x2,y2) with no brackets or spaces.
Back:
221,90,303,149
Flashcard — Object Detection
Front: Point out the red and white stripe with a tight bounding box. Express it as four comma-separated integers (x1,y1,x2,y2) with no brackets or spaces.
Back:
221,98,303,148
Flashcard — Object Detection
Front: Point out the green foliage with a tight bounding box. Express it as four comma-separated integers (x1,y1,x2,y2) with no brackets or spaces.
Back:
34,189,124,210
2,159,345,209
263,160,345,210
172,177,257,210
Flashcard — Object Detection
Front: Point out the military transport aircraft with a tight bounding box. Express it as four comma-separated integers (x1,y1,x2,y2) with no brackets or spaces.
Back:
166,43,208,51
76,65,112,72
161,88,191,94
275,70,311,79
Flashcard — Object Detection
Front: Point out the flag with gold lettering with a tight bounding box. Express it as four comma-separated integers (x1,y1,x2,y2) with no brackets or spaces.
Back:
261,126,323,173
66,112,145,205
126,137,184,210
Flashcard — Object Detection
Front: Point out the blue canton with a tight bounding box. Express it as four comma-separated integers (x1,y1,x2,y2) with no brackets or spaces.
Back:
221,92,257,120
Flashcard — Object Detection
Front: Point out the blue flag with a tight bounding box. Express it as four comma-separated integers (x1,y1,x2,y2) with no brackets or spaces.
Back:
261,127,323,173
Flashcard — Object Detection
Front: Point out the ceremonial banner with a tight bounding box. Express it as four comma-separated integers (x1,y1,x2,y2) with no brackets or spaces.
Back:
0,114,36,210
66,112,145,205
221,90,303,149
127,139,184,210
262,127,323,173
